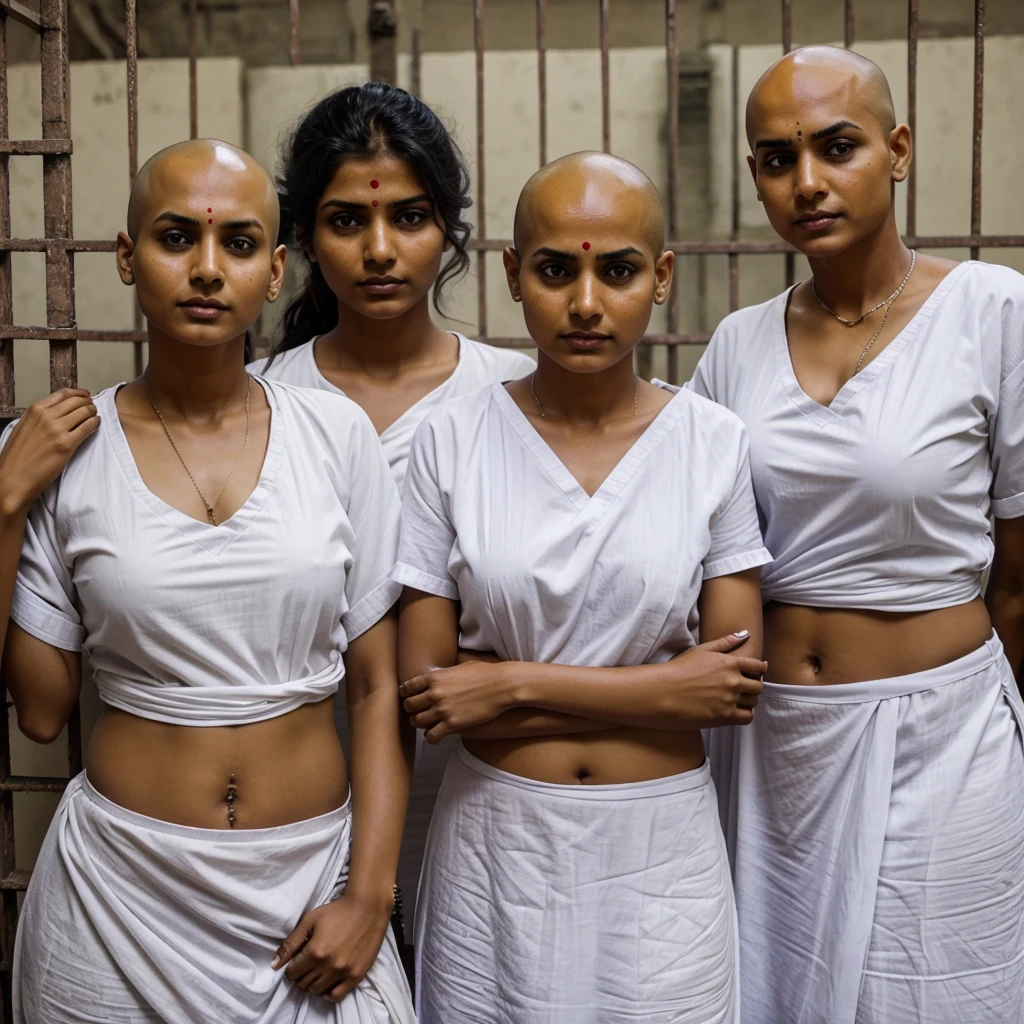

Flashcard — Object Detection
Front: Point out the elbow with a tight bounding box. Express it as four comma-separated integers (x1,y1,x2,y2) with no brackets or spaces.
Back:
15,707,66,745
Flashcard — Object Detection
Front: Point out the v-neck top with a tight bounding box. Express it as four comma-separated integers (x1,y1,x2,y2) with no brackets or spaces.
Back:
2,378,402,726
391,382,770,664
249,333,536,488
686,260,1024,612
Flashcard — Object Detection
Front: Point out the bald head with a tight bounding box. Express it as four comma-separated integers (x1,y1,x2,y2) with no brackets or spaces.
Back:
126,139,279,242
746,46,896,150
513,152,665,257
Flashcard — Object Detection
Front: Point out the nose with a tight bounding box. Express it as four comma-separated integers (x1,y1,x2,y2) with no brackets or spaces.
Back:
189,233,223,286
794,151,829,202
568,270,602,323
364,216,397,267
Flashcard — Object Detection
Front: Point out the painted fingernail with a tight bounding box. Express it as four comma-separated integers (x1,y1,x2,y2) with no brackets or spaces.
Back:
732,629,750,639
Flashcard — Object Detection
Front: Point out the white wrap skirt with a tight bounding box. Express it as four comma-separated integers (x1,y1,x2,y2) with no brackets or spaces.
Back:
13,774,415,1024
416,742,739,1024
708,632,1024,1024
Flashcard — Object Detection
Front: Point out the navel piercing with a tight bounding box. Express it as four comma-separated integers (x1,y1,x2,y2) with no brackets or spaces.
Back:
370,179,380,189
582,241,591,250
226,774,238,829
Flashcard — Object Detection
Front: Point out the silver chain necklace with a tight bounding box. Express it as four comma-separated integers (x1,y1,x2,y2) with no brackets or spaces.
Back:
530,371,639,418
812,250,917,375
143,373,252,525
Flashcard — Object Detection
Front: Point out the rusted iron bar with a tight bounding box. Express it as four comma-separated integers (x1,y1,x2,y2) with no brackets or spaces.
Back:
536,0,547,166
0,8,13,415
0,327,149,340
0,870,31,891
781,0,792,53
474,0,487,339
126,0,138,184
411,28,421,97
0,238,116,251
288,0,300,66
970,0,984,261
187,0,198,138
665,0,679,384
369,1,398,86
728,252,739,311
0,0,42,32
599,0,610,153
906,0,918,237
844,0,854,48
0,139,72,154
0,776,72,793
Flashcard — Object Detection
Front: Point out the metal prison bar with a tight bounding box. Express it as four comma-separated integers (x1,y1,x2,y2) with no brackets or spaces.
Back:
0,0,1020,1015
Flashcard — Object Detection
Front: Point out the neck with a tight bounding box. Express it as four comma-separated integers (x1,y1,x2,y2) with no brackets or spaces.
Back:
532,351,637,425
807,212,912,316
142,328,250,420
325,292,452,372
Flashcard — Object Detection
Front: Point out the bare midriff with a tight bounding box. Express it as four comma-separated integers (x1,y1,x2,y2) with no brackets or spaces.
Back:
86,697,347,829
465,728,705,787
763,596,992,685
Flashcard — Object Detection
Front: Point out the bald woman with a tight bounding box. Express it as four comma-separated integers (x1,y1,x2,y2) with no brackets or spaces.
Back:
685,47,1024,1023
0,140,414,1022
393,152,770,1022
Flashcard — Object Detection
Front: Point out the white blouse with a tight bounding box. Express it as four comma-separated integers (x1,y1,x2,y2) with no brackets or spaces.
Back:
391,383,771,665
3,378,402,726
686,261,1024,612
249,333,536,488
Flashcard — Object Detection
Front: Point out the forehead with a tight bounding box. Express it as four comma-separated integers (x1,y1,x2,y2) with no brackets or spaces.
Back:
749,66,877,134
143,156,271,218
323,152,425,193
525,176,651,246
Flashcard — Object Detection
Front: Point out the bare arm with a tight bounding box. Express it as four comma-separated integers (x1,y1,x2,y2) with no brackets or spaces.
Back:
987,515,1024,682
0,391,98,743
401,569,766,742
275,608,413,1003
399,590,611,740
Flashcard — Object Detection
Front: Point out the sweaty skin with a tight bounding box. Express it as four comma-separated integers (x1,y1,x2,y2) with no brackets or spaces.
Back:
743,48,995,685
398,151,766,786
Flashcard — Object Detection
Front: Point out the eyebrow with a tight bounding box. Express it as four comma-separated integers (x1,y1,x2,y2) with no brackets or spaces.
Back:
152,212,264,231
756,119,865,151
531,245,644,260
320,194,433,211
221,218,264,231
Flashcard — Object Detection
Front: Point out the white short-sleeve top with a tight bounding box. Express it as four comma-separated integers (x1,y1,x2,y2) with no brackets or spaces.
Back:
391,383,771,665
2,378,402,726
686,261,1024,612
249,333,536,488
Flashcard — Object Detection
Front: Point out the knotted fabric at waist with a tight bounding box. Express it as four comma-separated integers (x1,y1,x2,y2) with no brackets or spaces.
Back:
93,659,343,727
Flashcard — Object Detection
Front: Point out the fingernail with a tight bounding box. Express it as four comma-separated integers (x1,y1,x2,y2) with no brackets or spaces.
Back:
270,956,280,969
732,629,750,639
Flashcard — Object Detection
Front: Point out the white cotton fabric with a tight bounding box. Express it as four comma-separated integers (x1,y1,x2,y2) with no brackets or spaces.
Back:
249,333,536,489
392,382,771,659
13,775,415,1024
2,378,402,726
251,334,534,915
686,261,1024,611
707,634,1024,1024
416,744,739,1024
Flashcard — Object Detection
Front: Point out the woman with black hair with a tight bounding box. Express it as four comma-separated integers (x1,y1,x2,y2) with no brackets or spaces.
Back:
251,81,534,926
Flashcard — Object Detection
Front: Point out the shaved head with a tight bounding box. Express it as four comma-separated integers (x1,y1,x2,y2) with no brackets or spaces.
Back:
513,151,665,257
126,139,279,242
746,45,896,150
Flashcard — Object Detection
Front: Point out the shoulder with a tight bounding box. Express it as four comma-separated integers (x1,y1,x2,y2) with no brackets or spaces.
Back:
456,335,536,382
247,340,316,383
412,382,499,454
260,377,376,447
707,291,788,354
671,386,750,445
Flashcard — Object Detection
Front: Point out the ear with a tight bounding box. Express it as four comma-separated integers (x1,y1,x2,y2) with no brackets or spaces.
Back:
267,244,288,303
746,154,759,199
653,250,675,306
503,246,523,303
889,123,912,183
115,231,136,286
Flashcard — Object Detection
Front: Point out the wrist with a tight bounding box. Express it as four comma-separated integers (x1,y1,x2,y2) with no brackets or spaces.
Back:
345,877,398,915
497,660,530,710
0,489,31,522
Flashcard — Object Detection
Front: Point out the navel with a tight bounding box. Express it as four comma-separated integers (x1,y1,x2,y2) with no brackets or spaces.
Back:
574,766,592,785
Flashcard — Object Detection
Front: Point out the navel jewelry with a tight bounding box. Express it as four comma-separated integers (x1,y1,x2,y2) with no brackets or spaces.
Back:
226,774,237,829
143,373,252,526
530,371,639,418
811,249,916,327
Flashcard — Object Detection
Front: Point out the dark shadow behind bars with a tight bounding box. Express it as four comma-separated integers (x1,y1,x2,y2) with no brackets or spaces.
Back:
0,0,1021,1018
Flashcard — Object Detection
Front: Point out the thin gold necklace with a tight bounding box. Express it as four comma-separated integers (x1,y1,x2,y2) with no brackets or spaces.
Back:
530,372,639,418
143,374,252,525
811,249,916,327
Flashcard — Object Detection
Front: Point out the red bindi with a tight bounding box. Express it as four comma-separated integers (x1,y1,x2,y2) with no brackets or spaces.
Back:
208,219,213,224
207,207,212,213
372,200,379,207
370,180,380,189
582,241,591,250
